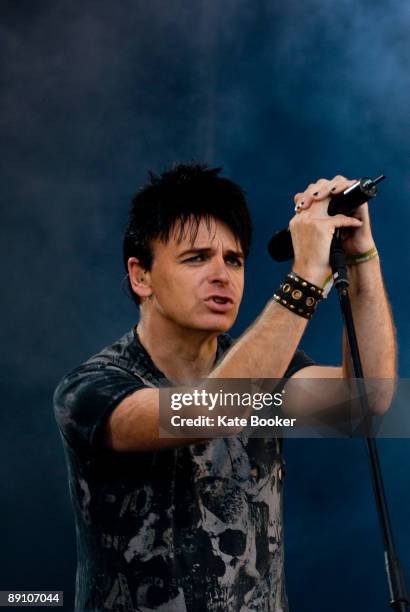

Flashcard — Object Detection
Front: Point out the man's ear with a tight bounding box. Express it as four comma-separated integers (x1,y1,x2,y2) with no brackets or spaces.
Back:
127,257,153,299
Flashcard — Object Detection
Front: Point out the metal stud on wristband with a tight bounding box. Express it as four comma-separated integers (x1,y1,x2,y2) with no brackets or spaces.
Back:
273,272,324,319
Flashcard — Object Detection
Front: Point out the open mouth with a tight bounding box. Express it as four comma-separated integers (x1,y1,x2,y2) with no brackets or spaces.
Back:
206,295,233,304
205,296,234,311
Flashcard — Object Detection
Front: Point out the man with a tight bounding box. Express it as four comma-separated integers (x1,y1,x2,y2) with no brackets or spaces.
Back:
54,163,396,611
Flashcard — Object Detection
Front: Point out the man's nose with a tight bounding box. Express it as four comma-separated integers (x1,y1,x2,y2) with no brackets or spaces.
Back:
208,255,230,284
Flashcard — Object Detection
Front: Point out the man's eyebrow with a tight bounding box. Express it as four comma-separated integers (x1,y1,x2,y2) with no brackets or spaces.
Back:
177,247,244,259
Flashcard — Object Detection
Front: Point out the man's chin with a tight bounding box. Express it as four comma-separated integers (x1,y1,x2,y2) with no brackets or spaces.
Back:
204,318,236,333
184,314,236,334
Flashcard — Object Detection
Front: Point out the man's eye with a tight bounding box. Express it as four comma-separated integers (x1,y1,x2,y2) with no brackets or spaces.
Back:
226,256,243,267
185,254,206,263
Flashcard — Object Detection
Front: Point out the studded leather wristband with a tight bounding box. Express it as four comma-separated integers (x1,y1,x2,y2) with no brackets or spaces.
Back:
273,272,324,319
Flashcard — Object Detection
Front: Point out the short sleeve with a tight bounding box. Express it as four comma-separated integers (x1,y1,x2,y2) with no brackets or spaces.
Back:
284,349,315,378
53,362,147,452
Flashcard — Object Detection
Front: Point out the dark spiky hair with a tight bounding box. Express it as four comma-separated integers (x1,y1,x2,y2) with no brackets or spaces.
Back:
123,162,252,305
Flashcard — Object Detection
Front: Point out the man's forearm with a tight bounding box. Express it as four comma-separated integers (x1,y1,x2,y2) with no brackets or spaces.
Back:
210,298,308,379
342,256,397,379
108,298,309,452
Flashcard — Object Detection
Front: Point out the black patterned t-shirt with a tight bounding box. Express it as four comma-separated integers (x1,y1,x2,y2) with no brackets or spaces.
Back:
54,328,313,612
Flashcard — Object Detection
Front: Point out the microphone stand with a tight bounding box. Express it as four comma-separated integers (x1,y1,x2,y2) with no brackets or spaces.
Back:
330,231,408,611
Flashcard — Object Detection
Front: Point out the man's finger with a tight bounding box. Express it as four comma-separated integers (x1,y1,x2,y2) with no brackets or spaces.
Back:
330,214,363,229
323,177,356,199
295,179,332,211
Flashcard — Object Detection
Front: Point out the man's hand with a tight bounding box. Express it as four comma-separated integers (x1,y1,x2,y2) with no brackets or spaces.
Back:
293,174,376,260
289,175,365,286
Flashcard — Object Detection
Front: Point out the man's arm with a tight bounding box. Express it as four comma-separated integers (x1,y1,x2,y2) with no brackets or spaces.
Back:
106,300,309,451
290,181,397,416
342,255,396,382
288,257,396,418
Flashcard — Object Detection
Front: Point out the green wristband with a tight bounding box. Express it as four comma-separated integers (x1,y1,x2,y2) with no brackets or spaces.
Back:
346,246,378,265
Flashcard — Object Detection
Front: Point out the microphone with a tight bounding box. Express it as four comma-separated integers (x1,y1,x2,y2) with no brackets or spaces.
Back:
267,175,386,262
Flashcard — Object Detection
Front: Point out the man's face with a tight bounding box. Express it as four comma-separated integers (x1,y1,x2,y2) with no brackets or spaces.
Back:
144,217,245,334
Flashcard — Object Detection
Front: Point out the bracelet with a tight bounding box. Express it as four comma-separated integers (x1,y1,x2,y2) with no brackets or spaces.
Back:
273,272,324,319
346,245,378,265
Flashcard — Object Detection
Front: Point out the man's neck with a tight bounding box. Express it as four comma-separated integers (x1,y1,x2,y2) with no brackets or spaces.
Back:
136,315,220,384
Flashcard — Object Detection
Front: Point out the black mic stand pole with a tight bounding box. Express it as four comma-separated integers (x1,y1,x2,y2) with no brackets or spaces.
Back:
330,231,408,611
